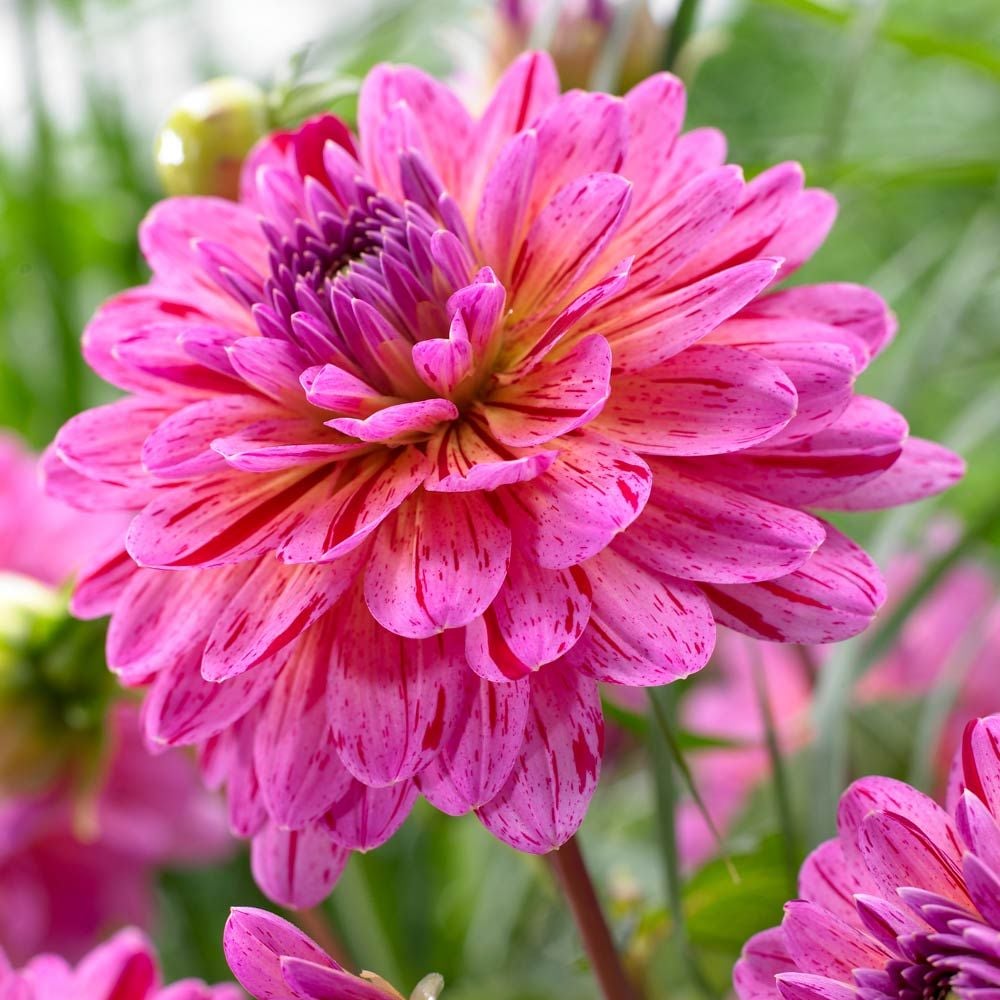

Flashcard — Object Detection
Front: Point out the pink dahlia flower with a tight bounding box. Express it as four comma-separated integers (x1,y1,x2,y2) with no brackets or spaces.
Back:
0,433,231,964
734,714,1000,1000
0,927,240,1000
47,52,961,905
224,907,442,999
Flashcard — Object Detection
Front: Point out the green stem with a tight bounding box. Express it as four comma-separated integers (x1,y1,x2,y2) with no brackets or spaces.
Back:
662,0,701,72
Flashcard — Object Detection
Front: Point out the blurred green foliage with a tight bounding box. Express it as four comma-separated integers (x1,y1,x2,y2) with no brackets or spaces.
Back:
3,0,1000,997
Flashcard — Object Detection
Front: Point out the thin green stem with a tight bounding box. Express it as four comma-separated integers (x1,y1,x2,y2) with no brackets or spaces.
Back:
662,0,702,72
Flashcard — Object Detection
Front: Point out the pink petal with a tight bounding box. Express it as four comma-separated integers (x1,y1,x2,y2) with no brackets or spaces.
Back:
500,431,651,570
204,554,362,680
621,72,687,211
564,547,715,685
492,550,593,669
483,334,612,447
412,312,474,397
359,64,473,199
594,343,797,456
511,172,632,317
477,662,603,853
300,363,385,414
466,51,559,203
956,791,1000,878
323,779,418,851
419,675,530,815
43,442,152,513
425,421,556,493
364,490,511,638
327,398,458,442
107,564,248,681
797,839,872,922
741,283,896,360
734,927,794,1000
250,822,349,908
279,958,390,1000
762,188,838,281
70,543,136,619
819,437,964,510
227,337,312,403
73,929,158,998
127,467,333,569
254,625,355,828
144,645,286,747
781,900,887,979
959,716,1000,818
446,268,508,357
615,463,825,584
775,974,857,1000
699,396,907,508
604,258,781,374
672,162,804,285
704,523,885,643
224,906,340,1000
277,448,429,564
328,595,473,786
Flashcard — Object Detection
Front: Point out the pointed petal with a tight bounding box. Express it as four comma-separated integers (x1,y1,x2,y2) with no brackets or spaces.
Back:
323,779,418,852
250,822,349,909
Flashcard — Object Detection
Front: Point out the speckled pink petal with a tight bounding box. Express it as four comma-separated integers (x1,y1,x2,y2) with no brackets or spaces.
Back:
704,523,885,643
565,547,714,685
733,927,793,1000
595,343,797,456
224,907,340,1000
477,662,603,853
280,957,391,1000
323,778,418,852
781,900,887,979
250,822,349,909
615,463,825,584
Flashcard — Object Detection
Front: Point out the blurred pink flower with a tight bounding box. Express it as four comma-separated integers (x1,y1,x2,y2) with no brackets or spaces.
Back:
0,433,232,964
677,538,1000,867
224,907,439,1000
0,926,240,999
734,715,1000,1000
46,53,960,905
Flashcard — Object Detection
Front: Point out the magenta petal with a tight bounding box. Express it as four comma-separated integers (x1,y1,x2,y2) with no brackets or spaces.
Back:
327,398,458,442
819,437,965,511
565,547,715,685
144,645,286,747
224,907,340,1000
328,595,472,786
705,523,885,643
775,974,857,1000
622,72,686,211
411,312,474,397
250,822,349,909
324,779,418,852
493,551,593,669
595,343,797,456
962,716,1000,817
254,628,354,828
279,957,390,1000
70,543,136,620
781,900,887,979
734,927,794,1000
963,852,1000,928
797,839,872,922
203,552,364,680
616,463,826,584
364,490,511,638
477,662,603,853
419,675,530,815
501,431,651,570
484,334,612,447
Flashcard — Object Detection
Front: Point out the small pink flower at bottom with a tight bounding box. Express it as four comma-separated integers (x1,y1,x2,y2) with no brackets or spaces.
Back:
0,927,240,999
734,715,1000,1000
224,908,443,1000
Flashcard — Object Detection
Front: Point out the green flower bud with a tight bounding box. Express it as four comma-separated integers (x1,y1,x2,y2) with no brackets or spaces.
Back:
154,76,270,200
0,572,114,796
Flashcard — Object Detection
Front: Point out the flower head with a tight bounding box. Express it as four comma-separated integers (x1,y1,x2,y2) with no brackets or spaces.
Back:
734,715,1000,1000
0,434,231,963
0,927,240,1000
224,907,442,1000
47,52,961,905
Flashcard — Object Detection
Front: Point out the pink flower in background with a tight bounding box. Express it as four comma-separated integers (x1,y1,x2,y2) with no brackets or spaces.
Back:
676,525,999,867
224,907,442,1000
734,715,1000,1000
0,927,240,1000
47,51,961,904
0,433,232,964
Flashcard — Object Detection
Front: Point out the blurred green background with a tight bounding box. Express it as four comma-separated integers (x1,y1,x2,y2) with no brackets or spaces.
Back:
3,0,999,996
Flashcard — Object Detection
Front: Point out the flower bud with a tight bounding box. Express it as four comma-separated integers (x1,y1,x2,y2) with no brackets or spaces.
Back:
154,76,270,200
410,973,446,1000
0,572,114,796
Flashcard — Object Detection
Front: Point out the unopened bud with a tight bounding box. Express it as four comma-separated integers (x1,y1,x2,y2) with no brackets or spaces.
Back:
154,76,270,200
410,973,445,1000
